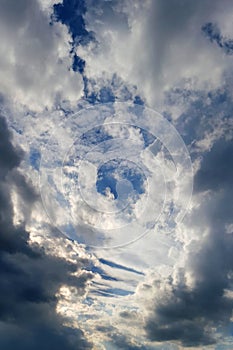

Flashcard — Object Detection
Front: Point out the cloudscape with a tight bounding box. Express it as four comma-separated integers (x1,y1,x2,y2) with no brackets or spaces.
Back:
0,1,233,349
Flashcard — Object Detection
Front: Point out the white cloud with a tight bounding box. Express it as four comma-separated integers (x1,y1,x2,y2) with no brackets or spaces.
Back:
2,1,233,348
78,0,233,108
0,0,83,112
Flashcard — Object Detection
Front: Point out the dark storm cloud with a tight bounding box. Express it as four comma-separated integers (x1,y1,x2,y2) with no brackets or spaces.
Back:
194,138,233,192
0,115,93,350
145,132,233,346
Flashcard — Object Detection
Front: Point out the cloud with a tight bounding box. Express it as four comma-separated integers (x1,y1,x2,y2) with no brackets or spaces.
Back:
106,332,147,350
0,115,93,349
194,138,233,192
76,0,233,108
2,1,233,349
82,74,144,104
0,0,83,112
143,132,233,347
165,75,233,153
202,22,233,55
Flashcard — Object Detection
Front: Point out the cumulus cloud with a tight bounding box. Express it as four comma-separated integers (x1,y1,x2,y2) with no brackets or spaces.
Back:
0,0,83,112
0,115,93,349
2,1,233,349
142,132,233,347
77,0,233,107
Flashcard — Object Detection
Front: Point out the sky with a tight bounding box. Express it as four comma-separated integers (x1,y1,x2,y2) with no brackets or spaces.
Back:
0,0,233,349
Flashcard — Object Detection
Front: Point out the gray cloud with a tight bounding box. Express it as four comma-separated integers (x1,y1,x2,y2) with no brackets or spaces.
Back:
108,333,147,350
202,22,233,55
96,324,148,350
0,115,93,350
144,131,233,346
1,1,233,349
194,138,233,192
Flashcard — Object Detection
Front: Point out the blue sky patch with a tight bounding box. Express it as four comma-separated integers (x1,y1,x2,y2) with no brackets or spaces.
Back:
87,264,119,282
79,125,113,146
73,54,85,74
99,258,144,276
52,0,94,45
96,159,146,200
29,148,41,170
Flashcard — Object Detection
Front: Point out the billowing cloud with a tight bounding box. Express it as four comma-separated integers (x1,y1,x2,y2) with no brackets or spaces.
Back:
0,115,93,349
143,133,233,347
1,0,233,349
0,0,83,112
77,0,233,107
